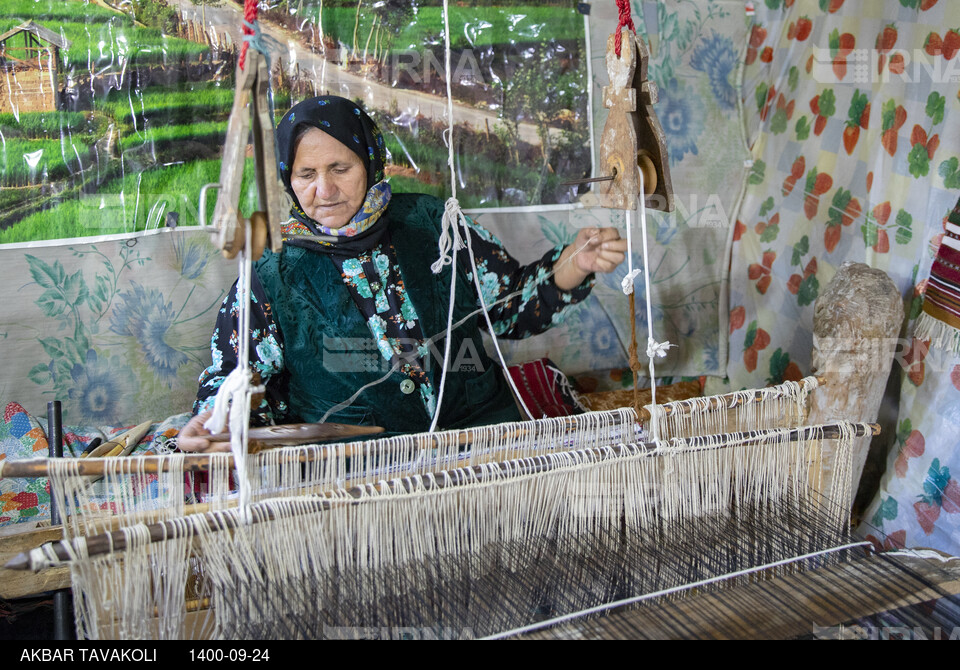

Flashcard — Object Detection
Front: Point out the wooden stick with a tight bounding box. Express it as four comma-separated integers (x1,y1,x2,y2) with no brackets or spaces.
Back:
4,422,877,571
207,421,385,446
0,376,829,480
85,421,155,459
560,175,616,186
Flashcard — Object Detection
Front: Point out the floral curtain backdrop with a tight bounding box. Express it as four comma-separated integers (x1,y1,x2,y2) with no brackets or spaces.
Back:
0,230,233,425
731,0,960,555
862,342,960,557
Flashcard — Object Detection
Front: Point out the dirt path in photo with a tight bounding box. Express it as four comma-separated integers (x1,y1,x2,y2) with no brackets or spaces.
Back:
178,0,559,146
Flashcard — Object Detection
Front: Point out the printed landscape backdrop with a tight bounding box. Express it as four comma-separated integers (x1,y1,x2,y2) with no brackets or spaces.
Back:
0,0,590,244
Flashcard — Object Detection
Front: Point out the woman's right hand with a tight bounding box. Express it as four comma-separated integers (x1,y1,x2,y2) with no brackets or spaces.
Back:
176,411,230,453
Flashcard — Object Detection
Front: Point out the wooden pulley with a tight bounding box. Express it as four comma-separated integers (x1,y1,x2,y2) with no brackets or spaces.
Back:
595,29,674,212
249,211,268,260
220,210,269,261
637,150,657,196
219,210,244,260
200,50,288,257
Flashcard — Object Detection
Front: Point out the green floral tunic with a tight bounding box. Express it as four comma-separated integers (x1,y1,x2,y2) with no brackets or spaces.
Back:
195,214,593,425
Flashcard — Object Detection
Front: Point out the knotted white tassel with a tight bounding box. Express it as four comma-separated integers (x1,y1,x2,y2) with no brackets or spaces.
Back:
203,367,249,436
201,224,264,515
620,269,641,295
646,337,674,359
430,197,466,274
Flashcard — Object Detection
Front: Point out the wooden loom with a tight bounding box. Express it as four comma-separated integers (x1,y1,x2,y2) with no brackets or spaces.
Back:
5,251,951,638
5,386,960,639
3,259,952,639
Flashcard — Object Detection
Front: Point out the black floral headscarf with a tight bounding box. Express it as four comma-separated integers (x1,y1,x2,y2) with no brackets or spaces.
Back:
276,96,391,254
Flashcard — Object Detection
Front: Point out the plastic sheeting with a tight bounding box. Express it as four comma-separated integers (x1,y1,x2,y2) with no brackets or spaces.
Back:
0,0,592,244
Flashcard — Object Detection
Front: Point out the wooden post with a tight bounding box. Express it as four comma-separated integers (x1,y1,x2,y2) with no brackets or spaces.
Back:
46,401,72,639
807,261,903,507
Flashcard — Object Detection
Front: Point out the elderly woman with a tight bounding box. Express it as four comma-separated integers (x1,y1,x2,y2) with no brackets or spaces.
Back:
178,96,626,451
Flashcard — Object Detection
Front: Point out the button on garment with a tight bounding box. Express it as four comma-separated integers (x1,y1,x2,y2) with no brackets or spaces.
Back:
400,379,416,395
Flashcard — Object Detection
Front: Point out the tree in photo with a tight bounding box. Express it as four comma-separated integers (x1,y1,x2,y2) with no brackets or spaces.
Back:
494,41,585,205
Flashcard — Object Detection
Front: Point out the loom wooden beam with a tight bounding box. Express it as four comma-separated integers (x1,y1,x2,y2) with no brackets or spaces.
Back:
207,421,385,447
0,525,70,598
0,377,830,481
650,375,827,416
806,262,903,505
4,421,878,572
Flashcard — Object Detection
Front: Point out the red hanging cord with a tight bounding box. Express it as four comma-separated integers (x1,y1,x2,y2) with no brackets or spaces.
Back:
238,0,259,71
614,0,637,57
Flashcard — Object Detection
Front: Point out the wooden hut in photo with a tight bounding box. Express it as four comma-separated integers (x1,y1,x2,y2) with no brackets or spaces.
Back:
0,21,71,114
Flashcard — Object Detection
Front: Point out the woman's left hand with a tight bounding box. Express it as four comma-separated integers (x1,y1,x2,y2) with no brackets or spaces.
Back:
553,227,628,291
176,411,231,453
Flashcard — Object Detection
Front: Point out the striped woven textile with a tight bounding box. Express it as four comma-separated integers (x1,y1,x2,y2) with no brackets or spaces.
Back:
917,200,960,352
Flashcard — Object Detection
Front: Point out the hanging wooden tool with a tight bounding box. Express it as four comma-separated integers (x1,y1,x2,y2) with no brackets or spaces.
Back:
596,28,673,212
201,49,287,260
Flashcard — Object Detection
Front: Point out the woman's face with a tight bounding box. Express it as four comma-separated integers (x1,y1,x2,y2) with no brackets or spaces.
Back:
290,127,368,229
